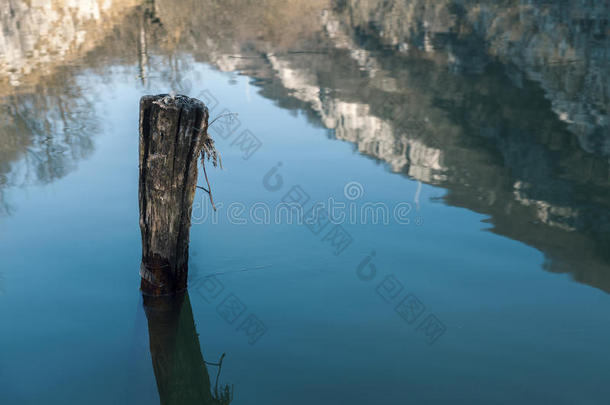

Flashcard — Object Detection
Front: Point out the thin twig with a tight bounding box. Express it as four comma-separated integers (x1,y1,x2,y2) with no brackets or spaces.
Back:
214,353,226,396
204,353,227,397
208,112,238,128
202,158,216,211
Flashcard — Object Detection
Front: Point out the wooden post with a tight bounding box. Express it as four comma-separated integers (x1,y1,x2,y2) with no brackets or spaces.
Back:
139,94,208,295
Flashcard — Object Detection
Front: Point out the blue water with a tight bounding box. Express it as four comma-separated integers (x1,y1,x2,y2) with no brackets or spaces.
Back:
1,2,610,403
1,63,609,404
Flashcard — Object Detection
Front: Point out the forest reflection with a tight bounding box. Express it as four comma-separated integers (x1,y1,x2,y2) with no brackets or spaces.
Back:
0,0,608,292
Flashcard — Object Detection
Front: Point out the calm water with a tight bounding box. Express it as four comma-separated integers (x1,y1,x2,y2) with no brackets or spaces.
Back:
1,1,609,404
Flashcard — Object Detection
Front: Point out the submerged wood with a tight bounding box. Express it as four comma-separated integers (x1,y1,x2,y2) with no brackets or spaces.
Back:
139,94,208,295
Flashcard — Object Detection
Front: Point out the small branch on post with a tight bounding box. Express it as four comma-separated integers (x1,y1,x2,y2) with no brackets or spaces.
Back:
201,158,217,211
138,94,209,296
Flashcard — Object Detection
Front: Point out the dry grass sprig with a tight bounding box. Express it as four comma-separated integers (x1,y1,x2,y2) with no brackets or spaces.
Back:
196,112,237,211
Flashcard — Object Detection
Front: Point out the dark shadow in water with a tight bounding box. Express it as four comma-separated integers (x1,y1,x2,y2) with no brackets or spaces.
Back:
143,293,233,405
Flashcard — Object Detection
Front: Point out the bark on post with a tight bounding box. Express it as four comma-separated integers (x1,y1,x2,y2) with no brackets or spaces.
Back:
139,94,208,295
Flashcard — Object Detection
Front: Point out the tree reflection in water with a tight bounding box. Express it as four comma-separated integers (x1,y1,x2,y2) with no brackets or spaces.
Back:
0,0,608,290
0,72,98,215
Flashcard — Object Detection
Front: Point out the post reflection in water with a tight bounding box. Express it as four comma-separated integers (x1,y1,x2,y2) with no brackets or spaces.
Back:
143,293,233,405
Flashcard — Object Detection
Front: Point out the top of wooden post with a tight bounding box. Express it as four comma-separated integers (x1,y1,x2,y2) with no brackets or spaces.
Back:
141,93,206,112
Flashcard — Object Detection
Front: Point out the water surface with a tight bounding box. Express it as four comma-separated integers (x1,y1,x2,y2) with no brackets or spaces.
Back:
1,1,609,404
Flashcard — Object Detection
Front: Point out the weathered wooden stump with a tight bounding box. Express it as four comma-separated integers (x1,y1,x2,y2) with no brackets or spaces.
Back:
139,94,208,295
